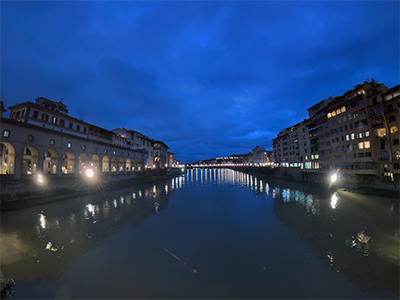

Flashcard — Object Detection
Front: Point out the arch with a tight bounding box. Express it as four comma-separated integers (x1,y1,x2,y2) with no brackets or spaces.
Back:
91,154,100,173
390,126,398,134
102,156,110,173
0,142,16,174
62,151,75,174
137,161,143,171
118,158,124,172
22,146,39,175
389,115,396,123
393,139,399,145
43,149,59,174
78,153,89,173
126,158,131,172
111,157,117,172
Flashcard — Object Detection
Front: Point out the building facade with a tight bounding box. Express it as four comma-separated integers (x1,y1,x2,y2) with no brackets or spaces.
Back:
1,97,150,178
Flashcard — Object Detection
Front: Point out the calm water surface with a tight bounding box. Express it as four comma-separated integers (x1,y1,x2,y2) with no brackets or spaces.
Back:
1,168,399,299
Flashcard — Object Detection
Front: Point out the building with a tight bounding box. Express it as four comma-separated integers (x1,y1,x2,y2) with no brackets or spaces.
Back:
153,141,169,168
1,97,147,177
252,146,272,166
272,79,399,182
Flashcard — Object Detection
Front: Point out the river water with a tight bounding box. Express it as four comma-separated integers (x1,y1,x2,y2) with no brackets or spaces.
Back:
1,168,399,299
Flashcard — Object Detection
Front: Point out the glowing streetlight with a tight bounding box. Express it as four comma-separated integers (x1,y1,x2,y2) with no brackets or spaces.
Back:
86,169,94,178
331,173,337,183
37,174,44,183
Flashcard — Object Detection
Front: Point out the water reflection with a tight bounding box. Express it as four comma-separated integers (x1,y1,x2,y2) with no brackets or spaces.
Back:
272,180,399,294
1,180,175,282
1,169,398,298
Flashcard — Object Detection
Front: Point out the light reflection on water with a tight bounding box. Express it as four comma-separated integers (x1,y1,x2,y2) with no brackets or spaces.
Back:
1,168,398,299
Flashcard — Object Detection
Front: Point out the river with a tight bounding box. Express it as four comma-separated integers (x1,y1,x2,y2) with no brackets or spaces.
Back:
1,168,398,299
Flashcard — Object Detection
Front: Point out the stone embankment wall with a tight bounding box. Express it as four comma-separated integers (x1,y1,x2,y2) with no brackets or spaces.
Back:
228,166,399,191
0,168,184,204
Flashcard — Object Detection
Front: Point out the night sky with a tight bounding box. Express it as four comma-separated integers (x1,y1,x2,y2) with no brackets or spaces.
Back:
2,1,399,163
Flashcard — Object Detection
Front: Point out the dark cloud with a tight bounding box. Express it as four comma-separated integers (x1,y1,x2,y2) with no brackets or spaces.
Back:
1,1,399,163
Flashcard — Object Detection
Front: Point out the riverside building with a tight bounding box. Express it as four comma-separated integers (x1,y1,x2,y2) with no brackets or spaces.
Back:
0,97,175,178
272,79,400,182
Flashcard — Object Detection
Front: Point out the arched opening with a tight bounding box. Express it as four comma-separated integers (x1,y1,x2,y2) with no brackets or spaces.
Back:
43,149,59,174
91,154,100,172
111,157,117,172
62,151,75,174
119,158,124,172
0,142,16,174
126,159,131,172
22,146,39,175
78,153,89,174
137,161,143,171
391,126,398,134
102,156,110,173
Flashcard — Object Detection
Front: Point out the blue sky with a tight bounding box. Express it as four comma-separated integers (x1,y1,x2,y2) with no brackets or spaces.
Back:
1,1,399,163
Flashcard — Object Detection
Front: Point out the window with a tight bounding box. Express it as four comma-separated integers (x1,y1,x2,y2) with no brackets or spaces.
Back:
42,114,49,122
364,141,370,149
340,127,343,132
104,149,108,154
52,116,57,124
16,111,21,119
358,153,365,158
358,142,364,149
365,131,370,137
391,126,398,134
379,151,390,161
82,145,86,150
50,139,55,146
350,124,353,129
67,142,72,148
327,113,332,118
60,119,65,127
3,130,10,138
351,133,355,140
358,132,363,138
346,135,350,141
375,128,386,137
387,104,394,113
113,150,116,155
28,135,34,142
394,139,399,145
69,122,73,129
380,140,385,150
76,125,81,131
94,147,97,152
341,106,346,113
389,116,396,123
33,110,39,118
83,127,87,133
395,151,400,160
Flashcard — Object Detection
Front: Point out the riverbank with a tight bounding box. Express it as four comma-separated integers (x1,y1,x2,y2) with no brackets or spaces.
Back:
228,166,400,199
0,169,185,212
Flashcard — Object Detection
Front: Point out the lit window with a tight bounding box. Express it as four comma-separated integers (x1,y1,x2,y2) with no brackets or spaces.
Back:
104,149,108,154
82,145,86,150
358,142,364,149
390,126,398,134
375,128,386,137
351,133,355,140
28,135,34,142
328,113,332,118
364,141,370,149
341,106,346,113
332,111,336,117
336,109,341,115
67,142,72,148
346,135,349,141
358,133,363,138
50,139,55,146
366,131,370,137
113,150,116,155
3,130,10,138
52,116,57,124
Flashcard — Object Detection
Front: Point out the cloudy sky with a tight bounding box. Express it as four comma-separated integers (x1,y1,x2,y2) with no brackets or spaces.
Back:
2,1,399,163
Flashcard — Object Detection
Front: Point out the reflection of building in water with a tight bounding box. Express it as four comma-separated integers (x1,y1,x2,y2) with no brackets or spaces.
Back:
272,185,399,294
0,181,175,282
